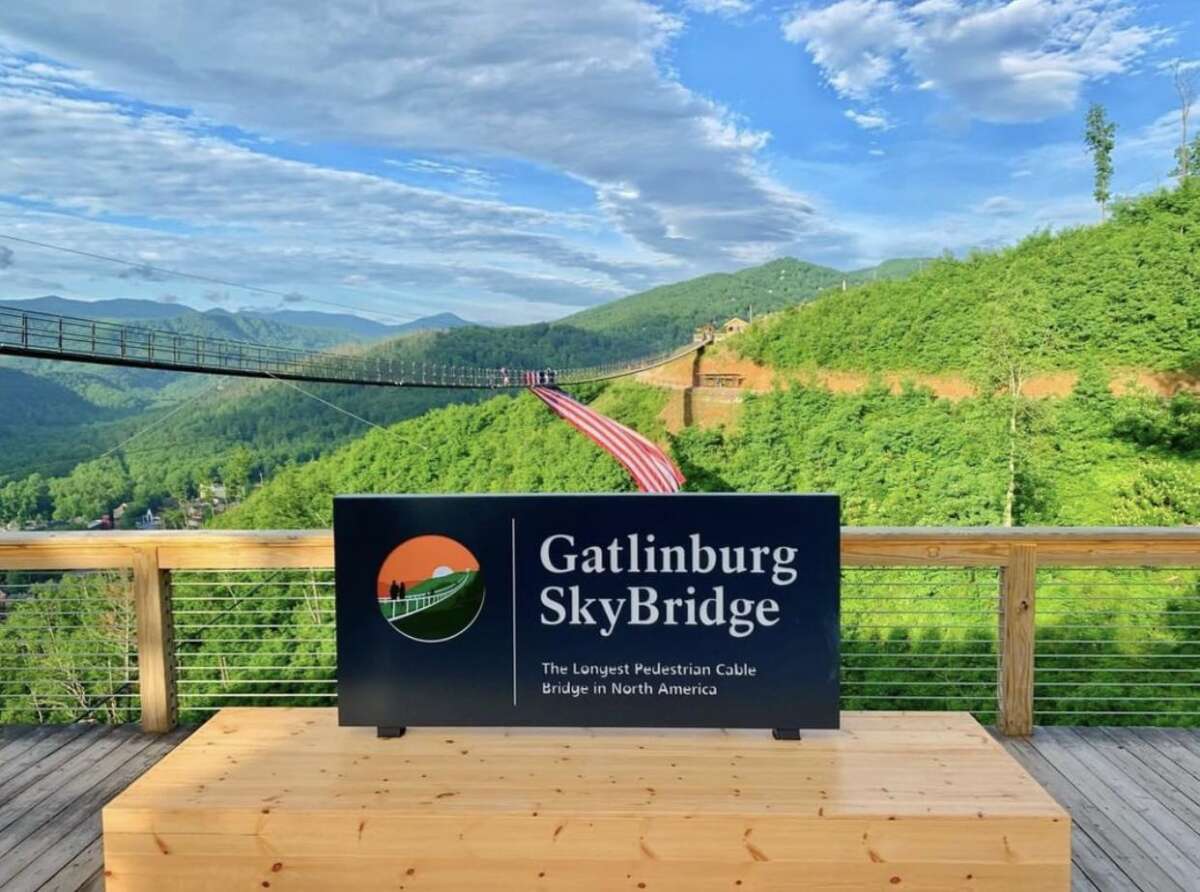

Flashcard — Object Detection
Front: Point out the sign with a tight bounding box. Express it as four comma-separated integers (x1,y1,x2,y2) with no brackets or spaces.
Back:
334,494,840,732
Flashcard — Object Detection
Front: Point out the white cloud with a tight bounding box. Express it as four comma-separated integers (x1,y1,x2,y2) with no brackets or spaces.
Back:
868,148,885,156
0,0,835,278
783,0,909,101
385,158,498,193
974,195,1023,216
844,108,894,131
683,0,754,15
783,0,1164,123
0,58,679,321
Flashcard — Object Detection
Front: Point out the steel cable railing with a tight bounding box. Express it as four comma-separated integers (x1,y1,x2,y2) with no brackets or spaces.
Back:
841,567,1001,722
1033,567,1200,724
2,530,1199,731
0,570,140,723
170,570,336,718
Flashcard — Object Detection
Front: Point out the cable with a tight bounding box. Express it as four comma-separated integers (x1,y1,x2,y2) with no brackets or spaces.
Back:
0,233,433,326
0,377,226,481
91,379,226,465
264,372,427,451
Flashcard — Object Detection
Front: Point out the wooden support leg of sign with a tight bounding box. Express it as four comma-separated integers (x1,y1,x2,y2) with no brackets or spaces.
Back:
101,708,1071,891
376,726,406,738
772,728,801,740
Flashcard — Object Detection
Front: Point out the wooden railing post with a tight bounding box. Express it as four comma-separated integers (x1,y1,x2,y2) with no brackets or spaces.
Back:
133,546,177,732
997,543,1037,736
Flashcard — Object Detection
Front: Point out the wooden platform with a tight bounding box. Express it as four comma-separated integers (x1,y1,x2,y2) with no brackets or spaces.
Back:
4,721,1198,890
101,708,1069,890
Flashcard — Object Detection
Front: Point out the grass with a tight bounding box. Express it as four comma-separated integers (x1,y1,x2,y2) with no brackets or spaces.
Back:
387,570,486,641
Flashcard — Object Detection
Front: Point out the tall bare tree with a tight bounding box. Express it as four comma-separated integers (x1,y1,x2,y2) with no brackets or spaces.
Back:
1172,61,1197,182
973,280,1058,527
1083,103,1116,219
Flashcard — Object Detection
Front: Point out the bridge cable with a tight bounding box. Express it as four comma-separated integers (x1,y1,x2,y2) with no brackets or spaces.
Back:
91,379,227,466
263,371,427,451
0,377,226,481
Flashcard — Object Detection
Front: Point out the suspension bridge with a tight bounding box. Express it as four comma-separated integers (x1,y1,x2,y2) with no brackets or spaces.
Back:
0,304,707,389
0,303,694,491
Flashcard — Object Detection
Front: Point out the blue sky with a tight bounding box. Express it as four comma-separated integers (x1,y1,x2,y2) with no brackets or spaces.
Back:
0,1,1195,324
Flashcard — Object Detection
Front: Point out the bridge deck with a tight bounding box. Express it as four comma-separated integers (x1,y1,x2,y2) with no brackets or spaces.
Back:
0,722,1196,890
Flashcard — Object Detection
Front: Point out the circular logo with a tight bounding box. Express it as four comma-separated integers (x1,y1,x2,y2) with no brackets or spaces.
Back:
376,535,485,643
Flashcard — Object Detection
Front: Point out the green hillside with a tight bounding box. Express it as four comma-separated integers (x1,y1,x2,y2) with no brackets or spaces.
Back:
215,374,1197,531
564,256,924,351
215,393,633,529
739,183,1200,374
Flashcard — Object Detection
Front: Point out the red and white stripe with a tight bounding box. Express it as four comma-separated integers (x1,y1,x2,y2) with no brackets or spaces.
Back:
529,386,684,493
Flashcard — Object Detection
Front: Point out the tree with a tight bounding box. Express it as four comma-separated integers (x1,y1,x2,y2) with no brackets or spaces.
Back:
0,474,52,525
1084,103,1116,218
220,445,255,502
1172,61,1197,183
972,280,1058,527
1172,131,1200,181
49,457,131,524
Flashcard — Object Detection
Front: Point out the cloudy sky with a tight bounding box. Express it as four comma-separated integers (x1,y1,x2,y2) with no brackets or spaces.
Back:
0,1,1194,324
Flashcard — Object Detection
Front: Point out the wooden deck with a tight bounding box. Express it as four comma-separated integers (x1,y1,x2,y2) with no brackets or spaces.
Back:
996,727,1200,892
0,724,192,892
0,722,1196,890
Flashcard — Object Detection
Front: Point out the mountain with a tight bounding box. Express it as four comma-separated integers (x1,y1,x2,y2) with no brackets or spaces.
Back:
238,308,471,338
738,184,1200,374
1,296,469,342
561,256,928,353
213,184,1200,534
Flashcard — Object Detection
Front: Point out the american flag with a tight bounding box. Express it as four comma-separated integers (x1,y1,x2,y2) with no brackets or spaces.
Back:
529,386,685,493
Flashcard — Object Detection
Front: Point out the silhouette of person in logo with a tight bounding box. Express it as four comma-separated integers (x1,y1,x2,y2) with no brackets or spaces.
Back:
388,580,401,601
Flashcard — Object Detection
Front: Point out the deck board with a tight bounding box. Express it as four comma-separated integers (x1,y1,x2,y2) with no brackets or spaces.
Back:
997,728,1200,892
0,724,190,892
0,722,1194,891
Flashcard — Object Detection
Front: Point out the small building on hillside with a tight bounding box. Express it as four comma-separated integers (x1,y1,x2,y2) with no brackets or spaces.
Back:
722,316,750,336
693,323,716,343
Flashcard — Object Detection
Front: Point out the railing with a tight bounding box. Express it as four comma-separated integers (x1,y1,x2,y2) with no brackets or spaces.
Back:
0,304,706,389
1,528,1197,734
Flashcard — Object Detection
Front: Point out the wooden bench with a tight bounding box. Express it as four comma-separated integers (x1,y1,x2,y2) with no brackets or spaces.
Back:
102,708,1069,890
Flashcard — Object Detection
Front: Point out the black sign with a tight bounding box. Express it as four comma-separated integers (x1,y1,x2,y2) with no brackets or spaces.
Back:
334,494,839,732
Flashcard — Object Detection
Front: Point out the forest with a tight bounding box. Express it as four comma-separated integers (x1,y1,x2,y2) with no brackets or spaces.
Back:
738,181,1200,374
